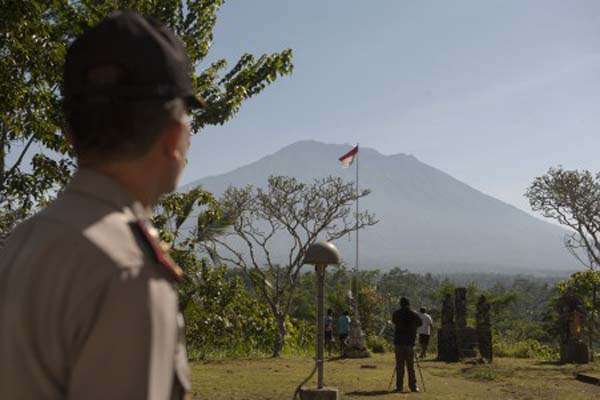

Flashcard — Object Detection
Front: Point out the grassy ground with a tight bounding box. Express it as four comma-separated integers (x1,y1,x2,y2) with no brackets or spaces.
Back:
190,354,600,399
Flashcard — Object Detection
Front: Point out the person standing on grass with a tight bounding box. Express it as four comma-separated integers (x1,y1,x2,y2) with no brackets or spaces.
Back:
392,297,422,393
417,307,434,359
325,308,335,356
336,310,351,357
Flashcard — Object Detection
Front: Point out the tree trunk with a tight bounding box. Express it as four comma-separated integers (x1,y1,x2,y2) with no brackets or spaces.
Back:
591,282,597,362
273,313,286,357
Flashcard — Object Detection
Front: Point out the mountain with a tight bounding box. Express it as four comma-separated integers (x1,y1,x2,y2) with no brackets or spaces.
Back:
183,140,574,273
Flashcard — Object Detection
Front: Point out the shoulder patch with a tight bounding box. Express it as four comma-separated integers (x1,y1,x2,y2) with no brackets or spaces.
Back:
132,220,184,282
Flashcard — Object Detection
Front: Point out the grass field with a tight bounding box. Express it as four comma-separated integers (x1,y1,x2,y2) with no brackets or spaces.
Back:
190,354,600,399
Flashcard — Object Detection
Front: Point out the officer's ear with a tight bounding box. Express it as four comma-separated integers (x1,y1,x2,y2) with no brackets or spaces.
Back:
159,99,191,166
161,118,189,162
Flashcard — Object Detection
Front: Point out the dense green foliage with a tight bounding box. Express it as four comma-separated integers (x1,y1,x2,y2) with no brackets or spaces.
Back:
137,184,597,361
0,0,293,242
177,261,585,361
183,263,278,359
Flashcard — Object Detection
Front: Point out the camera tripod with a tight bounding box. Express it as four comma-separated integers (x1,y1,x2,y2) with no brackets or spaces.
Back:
387,352,426,392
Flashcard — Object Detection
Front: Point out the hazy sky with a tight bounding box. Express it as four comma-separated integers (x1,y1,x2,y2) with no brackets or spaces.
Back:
183,0,600,216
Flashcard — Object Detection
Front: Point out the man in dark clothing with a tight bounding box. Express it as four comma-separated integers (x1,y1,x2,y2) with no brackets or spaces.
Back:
392,297,422,393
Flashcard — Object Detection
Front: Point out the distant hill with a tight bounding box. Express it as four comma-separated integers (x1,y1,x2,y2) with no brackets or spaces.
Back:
183,140,574,273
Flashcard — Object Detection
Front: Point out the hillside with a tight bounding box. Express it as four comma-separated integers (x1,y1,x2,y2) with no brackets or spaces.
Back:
184,140,573,272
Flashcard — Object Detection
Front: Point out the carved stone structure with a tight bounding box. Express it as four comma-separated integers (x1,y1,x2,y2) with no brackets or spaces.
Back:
343,277,370,358
459,327,479,358
454,288,478,358
437,288,493,362
556,292,589,364
454,288,467,331
442,293,454,327
437,293,459,362
476,295,492,362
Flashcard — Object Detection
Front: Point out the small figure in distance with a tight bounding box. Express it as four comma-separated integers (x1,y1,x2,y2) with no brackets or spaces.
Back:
417,307,434,359
392,297,422,393
336,310,351,357
325,308,335,357
0,11,206,400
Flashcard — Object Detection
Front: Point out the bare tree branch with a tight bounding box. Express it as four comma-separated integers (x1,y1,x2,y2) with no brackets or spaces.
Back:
212,175,378,355
526,167,600,270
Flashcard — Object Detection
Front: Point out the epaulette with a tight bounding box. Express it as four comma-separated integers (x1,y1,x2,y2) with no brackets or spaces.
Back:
133,220,184,282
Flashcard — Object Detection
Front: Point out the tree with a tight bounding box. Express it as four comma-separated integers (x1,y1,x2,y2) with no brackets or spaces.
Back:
356,275,386,337
0,1,293,243
152,187,280,359
378,268,441,312
209,175,378,356
152,186,231,309
525,167,600,268
526,166,600,359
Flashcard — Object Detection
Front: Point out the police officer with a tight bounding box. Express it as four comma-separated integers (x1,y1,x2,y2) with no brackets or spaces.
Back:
0,11,205,399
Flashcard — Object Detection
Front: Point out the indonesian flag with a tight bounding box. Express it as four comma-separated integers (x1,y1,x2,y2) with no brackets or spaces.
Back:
338,145,358,168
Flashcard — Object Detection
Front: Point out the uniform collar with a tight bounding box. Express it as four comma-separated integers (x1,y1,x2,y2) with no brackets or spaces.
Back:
67,168,153,221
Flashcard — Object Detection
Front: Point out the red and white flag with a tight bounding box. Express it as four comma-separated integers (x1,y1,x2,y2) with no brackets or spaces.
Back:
338,145,358,168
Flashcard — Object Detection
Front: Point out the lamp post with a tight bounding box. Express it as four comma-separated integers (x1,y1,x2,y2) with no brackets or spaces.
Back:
299,241,341,400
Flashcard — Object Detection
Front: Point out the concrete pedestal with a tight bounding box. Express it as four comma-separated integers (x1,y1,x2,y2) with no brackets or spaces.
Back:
299,387,341,400
344,310,370,359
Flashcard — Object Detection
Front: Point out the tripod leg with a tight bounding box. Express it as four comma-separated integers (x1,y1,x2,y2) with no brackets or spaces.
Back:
388,366,396,391
414,354,426,392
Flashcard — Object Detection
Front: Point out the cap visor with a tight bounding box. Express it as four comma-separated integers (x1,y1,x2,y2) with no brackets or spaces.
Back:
185,94,207,109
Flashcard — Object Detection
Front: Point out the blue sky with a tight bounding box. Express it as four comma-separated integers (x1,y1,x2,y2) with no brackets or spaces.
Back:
183,0,600,216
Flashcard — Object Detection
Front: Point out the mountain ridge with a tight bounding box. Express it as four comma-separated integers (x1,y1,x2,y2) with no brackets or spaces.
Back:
183,140,573,273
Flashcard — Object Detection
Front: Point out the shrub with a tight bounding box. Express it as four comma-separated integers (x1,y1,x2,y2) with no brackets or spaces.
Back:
367,335,392,353
184,263,278,360
283,318,315,356
493,338,558,360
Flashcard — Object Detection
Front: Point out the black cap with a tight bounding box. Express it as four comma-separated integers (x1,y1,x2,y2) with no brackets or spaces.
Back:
64,11,206,109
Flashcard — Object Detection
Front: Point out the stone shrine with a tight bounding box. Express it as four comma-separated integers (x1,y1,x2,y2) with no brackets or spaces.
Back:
437,293,459,362
437,288,492,362
476,295,492,362
556,291,589,364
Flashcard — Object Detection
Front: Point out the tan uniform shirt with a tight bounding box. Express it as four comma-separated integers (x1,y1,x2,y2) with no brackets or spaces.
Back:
0,169,191,399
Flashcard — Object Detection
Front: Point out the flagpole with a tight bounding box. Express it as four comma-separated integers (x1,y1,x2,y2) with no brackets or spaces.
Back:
347,142,369,357
355,143,359,274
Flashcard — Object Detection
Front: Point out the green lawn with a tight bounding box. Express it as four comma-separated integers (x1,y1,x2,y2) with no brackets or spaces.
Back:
190,354,600,399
